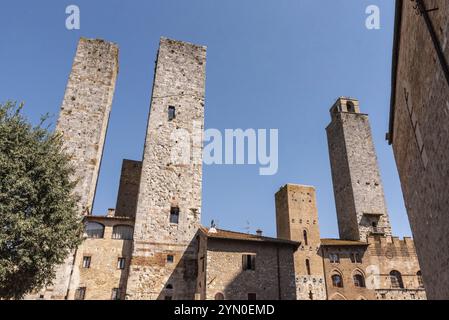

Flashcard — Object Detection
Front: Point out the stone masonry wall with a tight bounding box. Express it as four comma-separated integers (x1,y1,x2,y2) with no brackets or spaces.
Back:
126,38,207,299
44,38,119,299
115,160,142,218
205,239,296,300
67,217,134,300
327,98,391,241
367,236,426,300
321,244,375,300
390,0,449,299
275,184,326,300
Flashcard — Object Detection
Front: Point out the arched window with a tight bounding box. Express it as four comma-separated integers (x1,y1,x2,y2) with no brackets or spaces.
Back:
215,292,224,300
303,230,308,246
332,273,344,288
305,259,311,275
112,225,134,240
417,271,424,288
166,284,173,290
85,222,105,238
347,101,355,112
390,270,404,289
353,273,366,288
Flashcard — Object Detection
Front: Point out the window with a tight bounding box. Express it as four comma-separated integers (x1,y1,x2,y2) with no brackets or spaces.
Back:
165,295,172,300
329,253,340,263
332,274,343,288
347,101,355,112
417,271,424,288
82,256,91,268
111,288,120,300
353,273,365,288
242,254,256,271
117,257,126,270
85,222,104,239
167,255,174,264
168,106,176,121
303,230,308,246
350,253,362,264
305,259,311,275
112,225,134,240
75,287,86,300
170,207,180,224
390,270,404,289
215,292,224,300
380,293,386,299
410,293,416,300
247,293,257,300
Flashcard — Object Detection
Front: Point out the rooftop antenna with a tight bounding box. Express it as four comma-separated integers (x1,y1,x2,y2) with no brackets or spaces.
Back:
242,220,251,234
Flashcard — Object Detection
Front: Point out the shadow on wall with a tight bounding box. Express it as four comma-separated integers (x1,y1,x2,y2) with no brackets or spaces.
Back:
156,232,201,300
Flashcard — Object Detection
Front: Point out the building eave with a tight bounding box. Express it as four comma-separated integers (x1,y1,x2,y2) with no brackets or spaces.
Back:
387,0,404,145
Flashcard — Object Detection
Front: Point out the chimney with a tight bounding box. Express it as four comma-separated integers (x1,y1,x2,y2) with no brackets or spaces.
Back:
256,229,263,237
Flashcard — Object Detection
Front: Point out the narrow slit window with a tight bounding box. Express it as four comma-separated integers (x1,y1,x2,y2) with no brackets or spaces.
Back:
170,207,179,224
168,106,176,121
82,256,91,269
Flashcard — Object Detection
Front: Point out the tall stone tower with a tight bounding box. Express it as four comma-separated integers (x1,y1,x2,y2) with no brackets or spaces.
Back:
275,184,326,300
126,38,206,300
51,38,119,299
326,97,391,242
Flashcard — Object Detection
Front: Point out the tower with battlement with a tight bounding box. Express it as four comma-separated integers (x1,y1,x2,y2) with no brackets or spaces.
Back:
326,98,392,242
125,38,207,300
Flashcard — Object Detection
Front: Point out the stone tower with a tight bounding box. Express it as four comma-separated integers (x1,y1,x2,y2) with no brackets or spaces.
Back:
326,97,391,242
275,184,327,300
126,38,206,300
51,38,119,299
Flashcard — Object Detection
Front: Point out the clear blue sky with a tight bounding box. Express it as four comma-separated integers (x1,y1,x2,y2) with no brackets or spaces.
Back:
0,0,411,239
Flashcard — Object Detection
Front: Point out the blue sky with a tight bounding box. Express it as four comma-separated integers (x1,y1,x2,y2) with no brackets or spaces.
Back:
0,0,410,239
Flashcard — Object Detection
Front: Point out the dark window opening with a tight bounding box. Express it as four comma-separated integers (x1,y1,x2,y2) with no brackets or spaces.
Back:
112,225,134,240
82,256,91,269
347,101,355,112
215,292,224,300
167,255,174,263
166,284,173,290
303,230,308,246
75,287,86,300
308,291,314,300
329,253,340,264
117,257,126,270
165,296,172,300
170,207,180,224
85,222,104,239
242,254,256,271
168,106,176,121
248,293,257,300
390,270,404,289
353,274,366,288
305,259,311,275
332,274,343,288
111,288,120,300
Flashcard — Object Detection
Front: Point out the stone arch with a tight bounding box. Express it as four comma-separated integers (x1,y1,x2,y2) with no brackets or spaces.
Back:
330,293,346,300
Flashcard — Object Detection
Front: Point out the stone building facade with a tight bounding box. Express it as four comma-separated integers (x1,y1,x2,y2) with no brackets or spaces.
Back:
387,0,449,300
28,36,426,300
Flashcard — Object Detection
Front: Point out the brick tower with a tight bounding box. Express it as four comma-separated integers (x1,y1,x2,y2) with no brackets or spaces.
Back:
275,184,327,300
50,38,119,299
126,38,207,300
326,98,391,242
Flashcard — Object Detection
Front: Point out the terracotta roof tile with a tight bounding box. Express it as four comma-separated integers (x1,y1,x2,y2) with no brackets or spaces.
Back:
200,226,300,247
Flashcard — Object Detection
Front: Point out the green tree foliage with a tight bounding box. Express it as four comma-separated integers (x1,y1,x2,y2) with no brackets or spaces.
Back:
0,101,82,299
